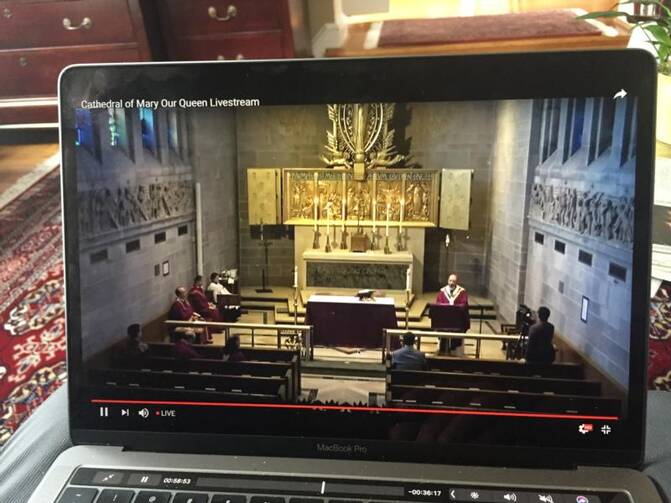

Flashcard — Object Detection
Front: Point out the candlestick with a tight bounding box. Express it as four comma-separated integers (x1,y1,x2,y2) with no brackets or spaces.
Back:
372,198,377,233
405,288,410,330
293,265,298,288
399,198,404,230
372,173,377,230
385,202,390,238
341,173,346,229
312,226,320,249
313,172,319,230
406,265,412,292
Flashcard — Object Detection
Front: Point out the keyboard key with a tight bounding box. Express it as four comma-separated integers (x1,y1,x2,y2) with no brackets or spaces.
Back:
528,493,564,503
488,490,530,503
98,489,135,503
128,473,162,487
289,499,323,503
174,493,209,503
212,495,247,503
135,491,172,503
564,496,601,503
56,487,98,503
92,471,124,486
250,496,286,503
133,491,170,503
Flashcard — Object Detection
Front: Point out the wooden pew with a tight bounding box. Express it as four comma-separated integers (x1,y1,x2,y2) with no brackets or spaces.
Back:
386,384,621,416
111,356,296,401
427,356,584,380
98,385,283,404
387,369,601,396
145,343,301,397
90,368,288,401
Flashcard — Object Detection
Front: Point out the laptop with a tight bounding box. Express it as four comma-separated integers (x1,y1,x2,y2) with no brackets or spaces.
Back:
30,51,662,502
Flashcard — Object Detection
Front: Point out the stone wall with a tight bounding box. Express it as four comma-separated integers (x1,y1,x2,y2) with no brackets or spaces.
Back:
77,107,196,359
485,100,536,321
189,108,239,278
523,97,636,388
404,101,497,293
235,106,331,287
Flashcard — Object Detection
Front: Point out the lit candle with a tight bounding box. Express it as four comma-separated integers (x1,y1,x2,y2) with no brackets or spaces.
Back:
385,201,390,237
326,204,331,235
406,265,412,292
293,265,298,288
341,173,346,231
372,173,377,231
313,173,319,230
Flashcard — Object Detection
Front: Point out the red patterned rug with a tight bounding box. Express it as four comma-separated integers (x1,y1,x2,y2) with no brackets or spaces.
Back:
0,167,66,447
650,281,671,390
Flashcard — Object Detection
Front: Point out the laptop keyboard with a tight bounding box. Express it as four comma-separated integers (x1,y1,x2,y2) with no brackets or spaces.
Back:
58,468,631,503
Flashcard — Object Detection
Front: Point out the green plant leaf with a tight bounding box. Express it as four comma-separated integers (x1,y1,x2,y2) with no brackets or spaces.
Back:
576,11,629,19
646,25,671,44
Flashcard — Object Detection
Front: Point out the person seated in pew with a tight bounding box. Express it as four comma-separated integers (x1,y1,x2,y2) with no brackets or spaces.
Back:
435,273,469,356
391,333,427,371
173,331,202,361
188,275,221,322
222,335,246,362
207,272,231,301
207,272,242,322
524,306,556,364
122,323,148,360
169,287,209,343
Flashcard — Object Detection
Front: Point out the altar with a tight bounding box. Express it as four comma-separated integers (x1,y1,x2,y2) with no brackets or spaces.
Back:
303,249,412,290
305,295,398,350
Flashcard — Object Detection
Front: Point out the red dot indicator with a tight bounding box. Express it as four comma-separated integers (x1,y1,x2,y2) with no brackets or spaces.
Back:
155,411,160,416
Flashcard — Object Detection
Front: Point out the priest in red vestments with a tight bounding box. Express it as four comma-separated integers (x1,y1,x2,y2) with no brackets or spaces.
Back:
188,275,221,322
436,273,469,307
169,286,208,343
435,273,470,355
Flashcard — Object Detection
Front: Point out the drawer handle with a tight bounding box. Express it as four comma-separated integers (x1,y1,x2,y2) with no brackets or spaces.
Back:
208,4,237,21
18,56,28,67
216,54,245,60
62,16,93,31
2,8,11,19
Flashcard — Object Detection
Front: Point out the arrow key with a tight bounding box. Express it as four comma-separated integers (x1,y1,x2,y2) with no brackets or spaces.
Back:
56,487,98,503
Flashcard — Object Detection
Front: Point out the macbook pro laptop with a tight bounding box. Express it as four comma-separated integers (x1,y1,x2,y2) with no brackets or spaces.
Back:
30,51,662,502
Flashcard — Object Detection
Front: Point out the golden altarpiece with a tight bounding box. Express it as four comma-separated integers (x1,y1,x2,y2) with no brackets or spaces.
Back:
247,103,471,295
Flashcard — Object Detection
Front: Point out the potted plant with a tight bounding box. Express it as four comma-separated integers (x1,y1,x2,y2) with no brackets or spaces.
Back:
578,1,671,144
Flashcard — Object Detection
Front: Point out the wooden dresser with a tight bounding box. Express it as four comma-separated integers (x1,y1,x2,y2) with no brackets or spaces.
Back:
0,0,305,127
0,0,151,126
155,0,299,61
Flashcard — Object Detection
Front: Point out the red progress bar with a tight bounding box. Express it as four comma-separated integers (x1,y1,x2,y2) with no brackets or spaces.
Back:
91,399,619,421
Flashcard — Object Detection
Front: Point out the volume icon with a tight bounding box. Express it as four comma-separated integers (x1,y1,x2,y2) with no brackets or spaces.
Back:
138,408,149,419
504,494,517,502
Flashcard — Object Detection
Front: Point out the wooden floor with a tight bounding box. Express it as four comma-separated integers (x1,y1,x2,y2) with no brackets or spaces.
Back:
0,143,59,201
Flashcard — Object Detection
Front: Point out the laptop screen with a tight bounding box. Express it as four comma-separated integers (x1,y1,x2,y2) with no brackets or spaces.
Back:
59,53,655,468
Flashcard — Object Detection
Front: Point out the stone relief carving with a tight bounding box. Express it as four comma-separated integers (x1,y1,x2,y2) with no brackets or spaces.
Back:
530,183,634,245
78,180,194,237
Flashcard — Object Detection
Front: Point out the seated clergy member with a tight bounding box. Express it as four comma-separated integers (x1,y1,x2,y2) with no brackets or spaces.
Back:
207,272,242,322
207,272,231,302
169,287,209,343
391,333,427,371
188,275,221,322
524,306,556,364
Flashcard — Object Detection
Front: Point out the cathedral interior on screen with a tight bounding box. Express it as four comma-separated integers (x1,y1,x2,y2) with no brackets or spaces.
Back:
75,97,637,418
